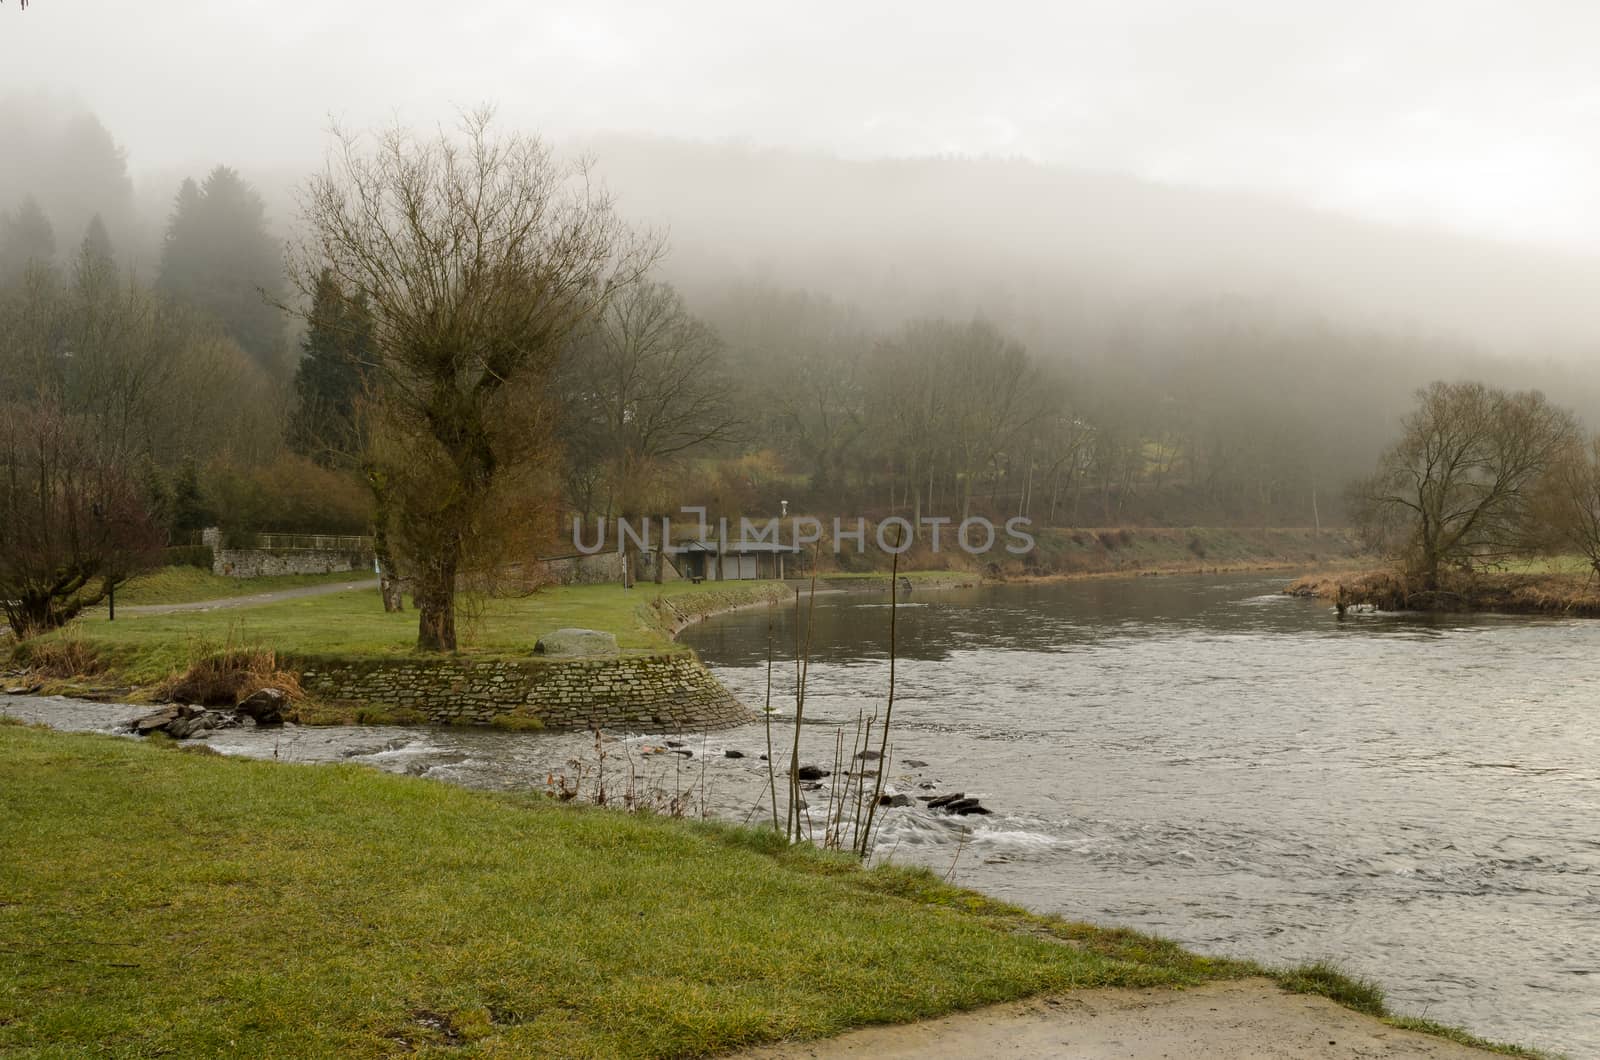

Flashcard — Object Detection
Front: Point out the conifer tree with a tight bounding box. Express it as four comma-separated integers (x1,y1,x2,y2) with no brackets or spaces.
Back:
157,167,285,371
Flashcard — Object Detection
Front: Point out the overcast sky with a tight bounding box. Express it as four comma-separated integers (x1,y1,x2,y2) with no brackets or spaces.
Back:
3,0,1597,252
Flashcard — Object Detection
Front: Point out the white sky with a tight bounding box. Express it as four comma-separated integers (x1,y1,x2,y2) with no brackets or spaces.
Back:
3,0,1598,252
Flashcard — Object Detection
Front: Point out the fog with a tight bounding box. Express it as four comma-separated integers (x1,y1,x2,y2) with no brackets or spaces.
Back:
4,1,1600,528
6,1,1599,356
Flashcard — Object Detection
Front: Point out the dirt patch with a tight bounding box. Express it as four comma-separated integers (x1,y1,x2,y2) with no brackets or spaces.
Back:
736,979,1498,1059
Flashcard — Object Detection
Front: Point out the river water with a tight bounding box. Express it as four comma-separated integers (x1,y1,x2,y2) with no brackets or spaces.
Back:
7,573,1597,1055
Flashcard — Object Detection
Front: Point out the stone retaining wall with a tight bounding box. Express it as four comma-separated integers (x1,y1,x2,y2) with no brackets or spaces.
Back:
202,526,374,578
213,547,373,579
296,651,752,732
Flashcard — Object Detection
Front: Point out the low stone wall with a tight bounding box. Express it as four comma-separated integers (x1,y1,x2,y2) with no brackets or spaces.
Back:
296,651,752,732
200,527,375,579
213,547,373,579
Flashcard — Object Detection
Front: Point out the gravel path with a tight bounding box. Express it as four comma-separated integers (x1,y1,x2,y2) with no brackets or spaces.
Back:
115,578,379,615
736,979,1499,1059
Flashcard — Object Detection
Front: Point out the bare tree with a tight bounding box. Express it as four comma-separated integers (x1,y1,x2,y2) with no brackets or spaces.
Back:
565,280,737,516
1351,381,1579,588
0,401,161,635
291,110,657,650
1537,435,1600,577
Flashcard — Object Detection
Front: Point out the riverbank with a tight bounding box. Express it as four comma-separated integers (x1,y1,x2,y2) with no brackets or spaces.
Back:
0,722,1535,1058
5,580,790,690
1286,566,1600,617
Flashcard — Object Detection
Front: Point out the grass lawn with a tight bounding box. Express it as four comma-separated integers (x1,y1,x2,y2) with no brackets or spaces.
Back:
111,566,370,606
0,725,1536,1058
0,724,1249,1058
21,581,789,684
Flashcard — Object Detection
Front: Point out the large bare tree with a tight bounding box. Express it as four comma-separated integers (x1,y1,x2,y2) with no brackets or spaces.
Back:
291,111,656,650
1351,381,1579,588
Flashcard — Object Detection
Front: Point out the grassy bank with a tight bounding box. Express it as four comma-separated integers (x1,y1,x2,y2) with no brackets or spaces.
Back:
10,580,790,687
110,567,370,606
0,725,1536,1058
1288,565,1600,617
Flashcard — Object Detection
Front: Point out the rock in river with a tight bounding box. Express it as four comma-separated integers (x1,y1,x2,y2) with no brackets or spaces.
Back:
236,688,287,726
133,704,235,740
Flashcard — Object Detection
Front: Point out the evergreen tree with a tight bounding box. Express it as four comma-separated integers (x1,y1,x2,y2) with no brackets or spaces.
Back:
0,195,56,280
169,459,211,537
157,167,285,372
81,213,115,267
287,270,373,466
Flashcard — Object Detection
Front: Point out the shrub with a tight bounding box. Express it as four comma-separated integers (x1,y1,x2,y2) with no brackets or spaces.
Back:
204,454,372,535
10,627,103,678
156,645,302,706
161,544,214,570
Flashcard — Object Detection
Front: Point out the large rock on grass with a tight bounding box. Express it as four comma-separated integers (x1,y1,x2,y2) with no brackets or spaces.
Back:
533,628,619,657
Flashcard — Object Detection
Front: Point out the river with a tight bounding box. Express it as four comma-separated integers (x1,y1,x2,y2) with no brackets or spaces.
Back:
7,573,1597,1055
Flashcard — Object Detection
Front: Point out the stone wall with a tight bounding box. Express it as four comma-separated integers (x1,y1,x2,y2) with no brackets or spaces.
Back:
213,547,373,579
202,527,374,579
295,650,752,732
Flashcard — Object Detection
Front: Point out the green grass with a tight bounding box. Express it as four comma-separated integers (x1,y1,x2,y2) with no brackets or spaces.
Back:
1493,554,1595,576
1272,960,1387,1016
16,581,790,685
111,566,369,606
0,726,1241,1058
0,727,1543,1058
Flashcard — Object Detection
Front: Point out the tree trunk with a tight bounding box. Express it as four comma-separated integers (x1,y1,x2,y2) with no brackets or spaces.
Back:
366,466,405,613
373,523,405,613
414,547,459,652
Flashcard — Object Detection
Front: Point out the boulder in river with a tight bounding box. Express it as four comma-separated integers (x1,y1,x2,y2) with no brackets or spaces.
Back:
877,793,914,808
532,628,619,657
903,759,929,768
236,688,287,726
855,750,882,761
920,791,993,815
133,704,234,740
132,706,181,735
795,765,829,780
724,750,745,759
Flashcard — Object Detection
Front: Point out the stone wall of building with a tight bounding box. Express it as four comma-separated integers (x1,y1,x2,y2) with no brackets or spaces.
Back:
295,650,753,732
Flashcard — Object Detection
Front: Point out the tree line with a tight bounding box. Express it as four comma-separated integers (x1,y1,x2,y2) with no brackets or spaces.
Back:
6,103,1600,647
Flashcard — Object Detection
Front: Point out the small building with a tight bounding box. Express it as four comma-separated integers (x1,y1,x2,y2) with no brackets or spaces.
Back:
668,539,800,582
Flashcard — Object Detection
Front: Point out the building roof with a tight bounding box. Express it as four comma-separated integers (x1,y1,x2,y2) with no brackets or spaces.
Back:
667,538,802,555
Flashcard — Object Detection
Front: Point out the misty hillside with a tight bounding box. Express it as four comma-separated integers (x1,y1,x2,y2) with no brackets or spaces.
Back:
582,135,1600,361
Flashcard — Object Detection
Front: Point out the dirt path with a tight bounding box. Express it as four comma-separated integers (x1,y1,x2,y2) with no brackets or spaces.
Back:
118,579,379,615
735,979,1498,1059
